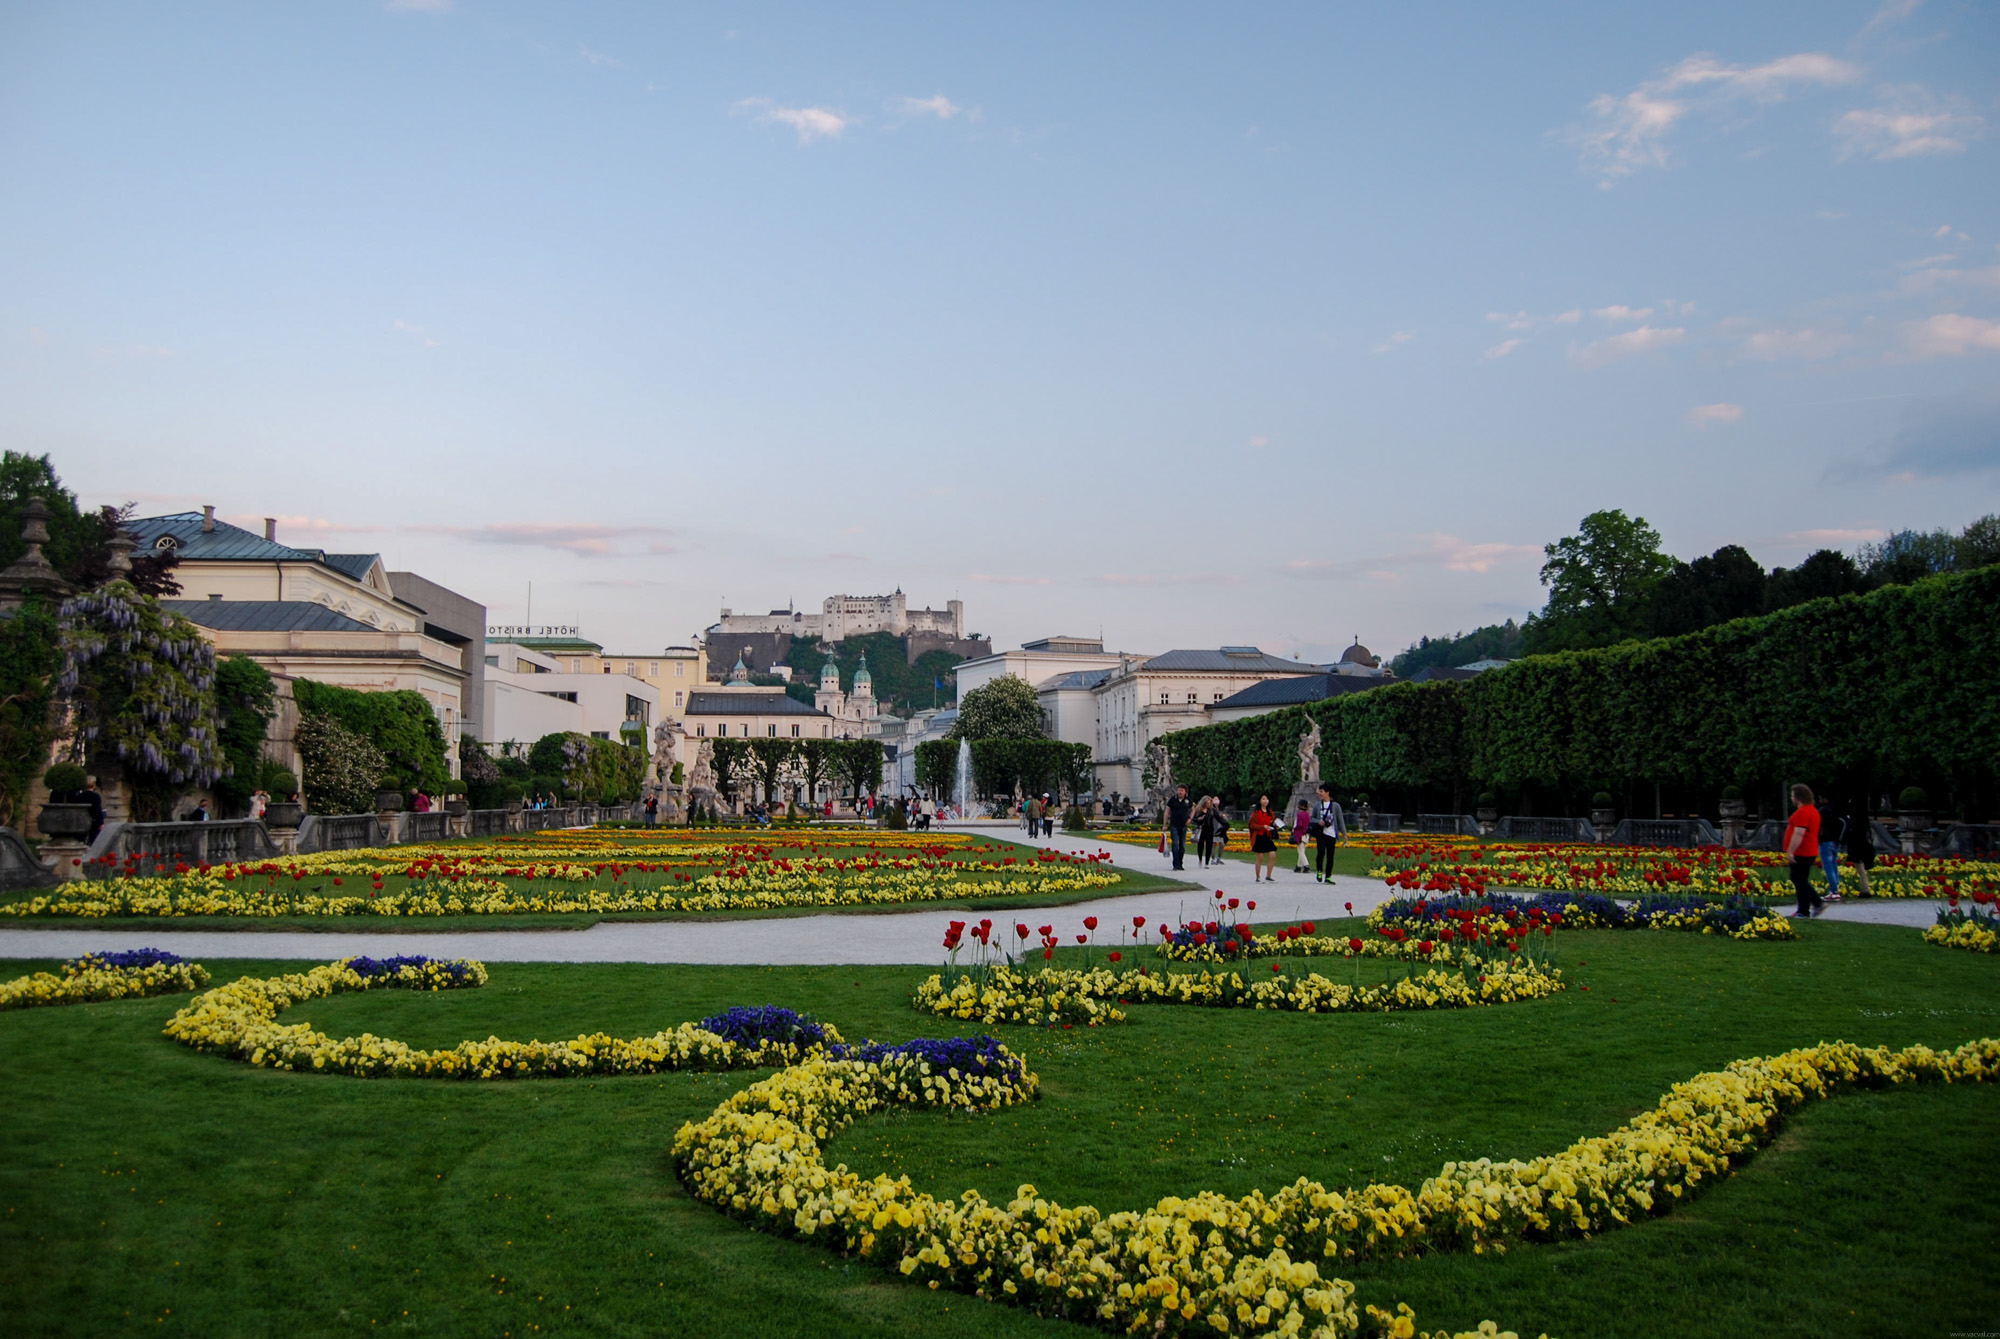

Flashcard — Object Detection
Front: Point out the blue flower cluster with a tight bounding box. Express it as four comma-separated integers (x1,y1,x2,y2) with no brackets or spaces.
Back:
1378,890,1772,933
66,948,185,973
840,1034,1013,1075
699,1004,834,1049
343,954,482,985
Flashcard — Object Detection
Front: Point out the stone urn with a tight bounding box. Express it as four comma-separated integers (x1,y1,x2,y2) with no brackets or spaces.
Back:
1474,806,1498,837
374,790,404,813
264,801,305,829
1897,809,1930,855
1717,797,1747,848
36,802,93,840
1589,806,1616,836
444,797,469,816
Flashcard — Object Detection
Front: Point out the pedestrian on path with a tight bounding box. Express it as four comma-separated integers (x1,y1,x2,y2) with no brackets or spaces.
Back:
1191,797,1214,866
1166,785,1192,870
1041,794,1055,838
1845,793,1876,898
1292,801,1313,873
1785,783,1824,918
1249,794,1279,882
1313,784,1346,884
1817,794,1845,903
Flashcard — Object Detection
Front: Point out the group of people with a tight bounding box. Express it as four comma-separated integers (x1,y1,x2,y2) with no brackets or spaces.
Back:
1783,784,1877,917
900,793,957,830
1020,794,1055,838
1164,784,1349,883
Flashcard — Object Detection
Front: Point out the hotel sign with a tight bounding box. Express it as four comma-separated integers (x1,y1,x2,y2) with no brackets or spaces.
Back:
487,624,580,638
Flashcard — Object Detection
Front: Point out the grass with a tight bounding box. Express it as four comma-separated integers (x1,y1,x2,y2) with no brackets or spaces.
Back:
1,923,1995,1337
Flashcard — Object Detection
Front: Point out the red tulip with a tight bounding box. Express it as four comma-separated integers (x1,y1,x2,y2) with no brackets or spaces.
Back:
1214,890,1224,901
1038,925,1052,936
1133,915,1147,929
1016,924,1029,940
1075,934,1087,944
1344,902,1353,913
1270,963,1282,973
1302,921,1316,935
1227,898,1240,910
1348,937,1363,952
1108,951,1122,963
1083,916,1098,931
1247,900,1256,911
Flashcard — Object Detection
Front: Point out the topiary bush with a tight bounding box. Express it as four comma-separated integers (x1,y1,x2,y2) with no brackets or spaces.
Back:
1899,786,1929,810
41,762,86,796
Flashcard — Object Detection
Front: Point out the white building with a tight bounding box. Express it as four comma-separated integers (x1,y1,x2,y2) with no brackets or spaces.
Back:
952,635,1135,701
483,641,660,751
1090,648,1322,799
812,651,879,738
710,590,964,643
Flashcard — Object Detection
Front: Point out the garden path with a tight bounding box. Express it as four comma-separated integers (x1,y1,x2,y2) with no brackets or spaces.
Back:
0,823,1945,964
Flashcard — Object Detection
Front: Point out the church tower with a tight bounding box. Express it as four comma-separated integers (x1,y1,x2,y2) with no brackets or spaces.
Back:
852,654,876,720
815,651,846,717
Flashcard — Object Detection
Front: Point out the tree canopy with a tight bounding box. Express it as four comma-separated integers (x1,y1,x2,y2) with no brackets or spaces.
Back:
948,675,1046,741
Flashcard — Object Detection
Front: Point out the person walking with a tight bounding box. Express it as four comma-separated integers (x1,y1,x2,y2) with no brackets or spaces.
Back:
1291,800,1313,873
1165,785,1192,870
1248,794,1279,882
1784,783,1824,918
1312,784,1346,884
644,794,658,826
1845,793,1876,898
1817,794,1845,903
79,775,106,845
1192,798,1217,867
1041,794,1055,838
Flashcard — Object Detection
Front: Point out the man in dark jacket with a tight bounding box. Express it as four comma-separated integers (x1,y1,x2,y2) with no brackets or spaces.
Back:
1165,785,1192,870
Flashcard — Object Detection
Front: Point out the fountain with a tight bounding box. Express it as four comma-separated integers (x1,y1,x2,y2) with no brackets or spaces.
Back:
955,738,973,819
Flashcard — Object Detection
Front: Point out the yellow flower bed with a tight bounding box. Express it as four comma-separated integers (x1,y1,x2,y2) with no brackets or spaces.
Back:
162,959,849,1079
675,1032,1999,1338
1923,919,1998,953
0,954,210,1010
6,834,1120,920
911,958,1563,1028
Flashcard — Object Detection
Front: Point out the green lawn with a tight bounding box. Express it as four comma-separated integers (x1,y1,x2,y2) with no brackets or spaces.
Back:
1,923,1995,1337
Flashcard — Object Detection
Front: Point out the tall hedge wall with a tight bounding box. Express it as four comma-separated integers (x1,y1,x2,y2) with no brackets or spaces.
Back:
1162,566,2000,819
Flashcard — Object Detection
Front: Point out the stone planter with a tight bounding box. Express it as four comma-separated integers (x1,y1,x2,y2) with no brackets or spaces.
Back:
1717,799,1747,848
1590,808,1616,838
36,802,93,840
1474,806,1498,837
374,791,404,813
264,801,305,829
444,798,469,816
1898,810,1930,855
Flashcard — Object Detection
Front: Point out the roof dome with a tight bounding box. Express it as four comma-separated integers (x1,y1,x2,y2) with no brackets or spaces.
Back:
1340,640,1378,668
852,653,872,685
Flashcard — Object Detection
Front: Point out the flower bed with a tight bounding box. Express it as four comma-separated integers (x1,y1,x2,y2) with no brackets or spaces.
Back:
0,949,210,1010
674,1017,2000,1339
1365,837,1992,901
912,956,1564,1028
4,831,1123,920
1924,894,1999,954
1370,892,1797,942
162,957,874,1078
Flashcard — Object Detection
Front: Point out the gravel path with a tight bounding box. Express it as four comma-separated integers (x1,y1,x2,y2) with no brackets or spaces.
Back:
0,822,1945,964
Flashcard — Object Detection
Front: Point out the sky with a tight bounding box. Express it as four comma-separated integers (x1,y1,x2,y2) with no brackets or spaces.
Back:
2,1,1996,665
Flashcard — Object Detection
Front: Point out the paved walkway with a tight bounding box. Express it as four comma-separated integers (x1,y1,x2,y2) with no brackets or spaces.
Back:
0,823,1942,964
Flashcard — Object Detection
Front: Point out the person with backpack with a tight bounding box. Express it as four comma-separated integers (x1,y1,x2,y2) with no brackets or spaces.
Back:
1312,784,1347,884
1784,783,1823,918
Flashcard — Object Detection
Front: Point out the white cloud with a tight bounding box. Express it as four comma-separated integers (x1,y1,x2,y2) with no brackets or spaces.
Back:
1593,304,1655,322
1901,314,2000,357
734,98,852,144
1552,309,1583,323
1486,310,1533,331
1372,331,1415,353
1900,262,2000,293
1248,435,1270,447
1571,50,1861,183
895,94,968,121
1858,0,1922,43
1742,326,1851,360
1482,339,1524,361
1570,325,1686,366
1688,403,1744,427
1835,87,1985,159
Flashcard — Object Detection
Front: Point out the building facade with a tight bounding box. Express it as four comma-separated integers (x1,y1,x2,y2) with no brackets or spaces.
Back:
481,640,661,750
709,590,964,643
1089,648,1323,799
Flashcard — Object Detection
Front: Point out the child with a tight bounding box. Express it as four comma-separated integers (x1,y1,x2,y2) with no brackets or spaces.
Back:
1293,801,1313,873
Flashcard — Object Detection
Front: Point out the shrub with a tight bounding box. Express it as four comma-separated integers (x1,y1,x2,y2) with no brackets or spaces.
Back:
1476,791,1497,808
1900,786,1929,809
443,780,466,797
295,714,386,815
1592,791,1614,807
881,800,908,830
0,596,61,831
293,679,447,795
212,656,275,817
260,765,298,796
42,762,86,795
1062,804,1090,832
1721,784,1743,801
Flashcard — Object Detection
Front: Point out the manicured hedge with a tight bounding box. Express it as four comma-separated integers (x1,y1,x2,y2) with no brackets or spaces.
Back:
1163,566,2000,819
293,679,449,795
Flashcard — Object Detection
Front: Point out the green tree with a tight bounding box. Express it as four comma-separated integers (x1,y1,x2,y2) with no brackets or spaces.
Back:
1764,549,1864,612
1958,514,2000,571
948,676,1046,741
745,738,796,805
1648,545,1768,637
0,453,180,595
295,713,385,814
58,581,224,820
1524,509,1674,653
1858,527,1958,587
794,738,838,805
0,596,61,830
211,656,275,816
294,680,448,795
1390,621,1526,676
837,739,884,799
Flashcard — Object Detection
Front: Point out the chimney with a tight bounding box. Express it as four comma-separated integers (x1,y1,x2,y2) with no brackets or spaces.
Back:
265,517,277,541
202,505,215,533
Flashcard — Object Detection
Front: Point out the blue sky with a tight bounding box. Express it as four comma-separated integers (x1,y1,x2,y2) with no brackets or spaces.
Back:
3,1,1995,663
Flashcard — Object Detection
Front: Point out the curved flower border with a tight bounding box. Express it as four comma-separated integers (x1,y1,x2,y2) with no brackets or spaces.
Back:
0,950,210,1010
674,1034,1999,1339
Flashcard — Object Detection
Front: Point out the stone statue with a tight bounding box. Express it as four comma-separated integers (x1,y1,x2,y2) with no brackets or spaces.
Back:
1297,719,1321,787
1144,740,1174,813
650,717,685,784
686,739,720,821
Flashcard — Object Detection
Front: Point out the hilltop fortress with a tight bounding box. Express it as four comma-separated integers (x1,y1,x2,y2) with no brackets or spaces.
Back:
705,591,989,679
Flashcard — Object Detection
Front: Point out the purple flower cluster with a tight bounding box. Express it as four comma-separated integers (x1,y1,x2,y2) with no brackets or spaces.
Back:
841,1034,1013,1076
343,954,480,985
66,947,185,972
1378,889,1771,933
699,1004,832,1049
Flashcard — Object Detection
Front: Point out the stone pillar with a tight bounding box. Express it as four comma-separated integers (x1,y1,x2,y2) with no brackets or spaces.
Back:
41,839,89,882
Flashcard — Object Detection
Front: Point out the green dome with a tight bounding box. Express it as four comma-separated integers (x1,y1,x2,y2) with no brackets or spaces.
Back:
852,654,872,685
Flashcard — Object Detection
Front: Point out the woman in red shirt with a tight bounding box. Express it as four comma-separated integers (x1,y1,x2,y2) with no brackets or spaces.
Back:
1248,794,1280,882
1784,783,1823,918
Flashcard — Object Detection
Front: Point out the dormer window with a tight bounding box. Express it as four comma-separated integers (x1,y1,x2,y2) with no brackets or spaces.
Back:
154,535,178,551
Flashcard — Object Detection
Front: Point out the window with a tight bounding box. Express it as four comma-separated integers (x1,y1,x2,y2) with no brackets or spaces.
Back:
675,662,684,677
625,661,636,675
1213,692,1224,702
483,655,498,667
1186,693,1197,704
1159,692,1169,704
570,660,580,673
602,664,611,674
790,724,801,737
673,690,683,707
650,661,659,676
696,724,705,737
717,724,727,737
590,730,609,739
768,724,778,737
